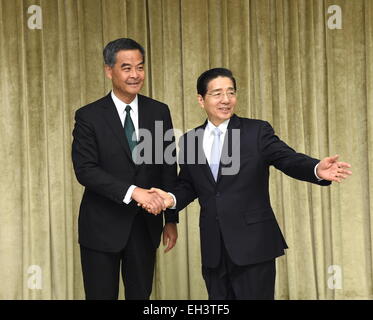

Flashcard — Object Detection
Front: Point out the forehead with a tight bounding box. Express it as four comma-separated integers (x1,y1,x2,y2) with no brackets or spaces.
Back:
207,76,234,91
115,49,144,64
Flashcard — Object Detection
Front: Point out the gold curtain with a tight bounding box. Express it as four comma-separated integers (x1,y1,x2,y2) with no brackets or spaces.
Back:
0,0,372,299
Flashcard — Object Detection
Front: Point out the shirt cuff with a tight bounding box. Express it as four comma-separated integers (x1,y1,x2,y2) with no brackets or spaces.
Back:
168,192,177,209
123,185,137,204
314,163,323,181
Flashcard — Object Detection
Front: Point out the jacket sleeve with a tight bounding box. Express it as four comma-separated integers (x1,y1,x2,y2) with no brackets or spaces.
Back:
259,121,331,186
159,106,179,223
173,135,199,213
72,108,132,204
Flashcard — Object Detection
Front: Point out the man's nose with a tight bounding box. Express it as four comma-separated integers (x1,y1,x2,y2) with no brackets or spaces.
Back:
129,68,138,78
221,92,230,103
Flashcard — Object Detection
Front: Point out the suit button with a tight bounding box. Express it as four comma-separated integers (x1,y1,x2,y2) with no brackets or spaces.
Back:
216,192,220,197
216,216,219,221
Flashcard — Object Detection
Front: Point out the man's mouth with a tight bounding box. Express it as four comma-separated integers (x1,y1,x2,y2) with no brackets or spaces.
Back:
218,106,231,111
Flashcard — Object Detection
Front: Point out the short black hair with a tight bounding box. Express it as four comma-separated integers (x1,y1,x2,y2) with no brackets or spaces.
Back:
103,38,145,67
197,68,236,97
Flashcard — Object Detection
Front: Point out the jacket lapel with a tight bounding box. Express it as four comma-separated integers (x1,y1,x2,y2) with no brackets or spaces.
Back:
216,114,240,184
195,115,240,185
194,121,216,186
101,93,134,164
137,94,150,134
136,95,153,172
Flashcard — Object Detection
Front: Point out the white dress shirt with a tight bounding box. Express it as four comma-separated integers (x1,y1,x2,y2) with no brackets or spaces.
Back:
168,119,230,209
203,119,230,164
111,91,139,139
111,91,139,204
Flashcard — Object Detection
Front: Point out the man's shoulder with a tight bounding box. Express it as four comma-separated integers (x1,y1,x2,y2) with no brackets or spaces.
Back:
138,94,168,110
182,122,206,138
75,94,111,116
236,115,268,128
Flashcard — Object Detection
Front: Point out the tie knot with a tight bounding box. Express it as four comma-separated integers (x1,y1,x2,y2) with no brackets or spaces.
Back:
125,105,132,113
212,127,222,136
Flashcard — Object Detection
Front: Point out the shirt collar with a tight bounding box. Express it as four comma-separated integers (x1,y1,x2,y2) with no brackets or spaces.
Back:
111,91,138,115
206,118,230,135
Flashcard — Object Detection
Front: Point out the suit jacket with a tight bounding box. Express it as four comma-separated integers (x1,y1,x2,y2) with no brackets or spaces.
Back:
72,93,177,253
174,114,330,268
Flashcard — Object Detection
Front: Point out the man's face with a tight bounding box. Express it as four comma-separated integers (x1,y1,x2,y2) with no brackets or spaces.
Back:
105,49,145,103
198,76,237,126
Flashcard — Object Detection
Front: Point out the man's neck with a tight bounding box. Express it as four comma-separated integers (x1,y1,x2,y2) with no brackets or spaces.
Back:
112,89,136,105
208,118,231,128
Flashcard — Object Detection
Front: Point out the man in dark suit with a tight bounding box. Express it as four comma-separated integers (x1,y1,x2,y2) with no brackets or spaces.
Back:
147,68,352,299
72,38,178,300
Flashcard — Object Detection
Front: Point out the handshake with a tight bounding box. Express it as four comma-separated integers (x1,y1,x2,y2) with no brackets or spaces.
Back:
132,187,175,215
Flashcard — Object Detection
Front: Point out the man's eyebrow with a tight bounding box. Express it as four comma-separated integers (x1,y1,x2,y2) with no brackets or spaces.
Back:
209,87,235,92
120,61,144,68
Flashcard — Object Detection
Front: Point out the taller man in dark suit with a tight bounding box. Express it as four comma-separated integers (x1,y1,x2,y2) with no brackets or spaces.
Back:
72,38,178,300
148,68,352,300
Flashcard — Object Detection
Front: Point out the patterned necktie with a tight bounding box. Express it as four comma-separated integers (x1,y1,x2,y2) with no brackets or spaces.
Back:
124,105,137,154
210,127,222,181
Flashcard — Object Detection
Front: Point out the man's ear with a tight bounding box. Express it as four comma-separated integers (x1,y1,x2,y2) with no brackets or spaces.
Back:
104,65,112,80
197,94,205,109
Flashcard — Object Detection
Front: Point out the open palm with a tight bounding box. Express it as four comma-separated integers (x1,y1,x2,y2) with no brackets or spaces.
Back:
316,155,352,182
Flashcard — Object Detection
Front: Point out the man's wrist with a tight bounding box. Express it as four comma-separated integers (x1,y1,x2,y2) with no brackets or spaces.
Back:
123,185,137,204
168,192,177,209
314,163,323,181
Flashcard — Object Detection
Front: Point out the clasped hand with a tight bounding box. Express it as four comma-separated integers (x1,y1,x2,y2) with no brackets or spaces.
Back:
132,187,174,215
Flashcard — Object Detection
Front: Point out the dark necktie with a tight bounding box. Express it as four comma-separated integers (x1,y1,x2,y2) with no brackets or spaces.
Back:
124,105,137,154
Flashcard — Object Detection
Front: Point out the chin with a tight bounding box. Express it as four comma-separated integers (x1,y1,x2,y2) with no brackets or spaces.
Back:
125,88,141,95
219,114,233,121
